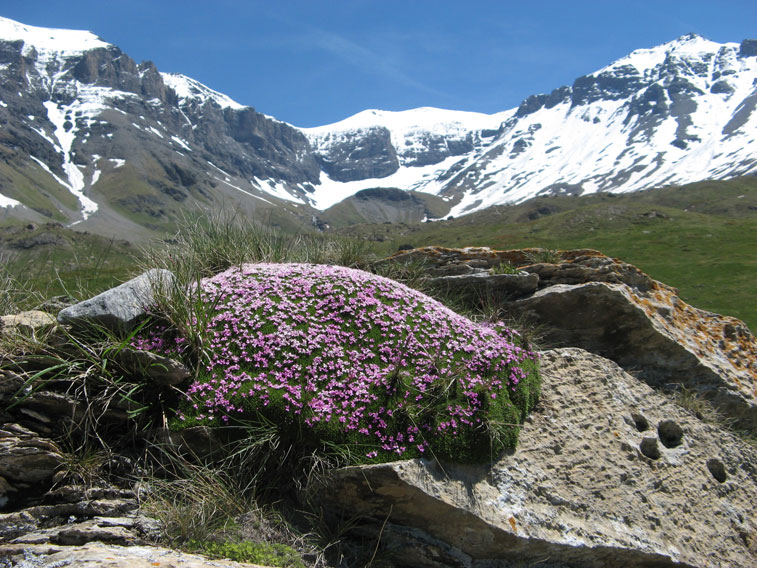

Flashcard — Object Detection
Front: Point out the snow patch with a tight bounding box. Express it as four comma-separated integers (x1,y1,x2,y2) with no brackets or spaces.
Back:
171,136,192,151
42,100,98,218
0,192,21,208
162,72,244,110
252,177,305,204
0,15,110,56
213,176,272,204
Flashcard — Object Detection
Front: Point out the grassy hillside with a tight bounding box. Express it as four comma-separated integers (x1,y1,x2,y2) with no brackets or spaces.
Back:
0,221,140,305
2,176,755,331
335,176,757,330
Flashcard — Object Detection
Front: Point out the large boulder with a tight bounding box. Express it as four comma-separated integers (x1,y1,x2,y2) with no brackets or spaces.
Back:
57,269,174,333
507,281,757,426
322,348,757,568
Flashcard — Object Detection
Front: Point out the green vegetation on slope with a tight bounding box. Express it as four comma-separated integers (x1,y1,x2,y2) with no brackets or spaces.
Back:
335,176,757,330
0,222,139,305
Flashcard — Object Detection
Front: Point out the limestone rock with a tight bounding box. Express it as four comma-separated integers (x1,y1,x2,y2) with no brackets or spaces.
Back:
57,269,174,333
507,281,757,427
114,347,191,385
0,485,140,541
427,272,539,299
0,310,57,337
0,542,271,567
0,424,62,485
323,348,757,568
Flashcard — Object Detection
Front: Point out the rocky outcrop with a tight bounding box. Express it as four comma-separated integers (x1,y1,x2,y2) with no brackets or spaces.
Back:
0,542,270,568
427,272,539,300
0,424,63,509
384,246,757,427
113,347,191,386
322,348,757,568
0,310,57,337
313,126,400,182
3,257,757,567
57,269,173,333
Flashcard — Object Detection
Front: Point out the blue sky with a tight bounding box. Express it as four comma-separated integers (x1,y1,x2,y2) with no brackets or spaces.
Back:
3,1,756,127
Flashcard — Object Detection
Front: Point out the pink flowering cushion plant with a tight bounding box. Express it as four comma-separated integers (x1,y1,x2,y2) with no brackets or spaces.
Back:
142,263,540,463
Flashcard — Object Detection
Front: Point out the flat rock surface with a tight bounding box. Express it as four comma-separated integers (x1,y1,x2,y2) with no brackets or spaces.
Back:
326,348,757,568
0,542,271,567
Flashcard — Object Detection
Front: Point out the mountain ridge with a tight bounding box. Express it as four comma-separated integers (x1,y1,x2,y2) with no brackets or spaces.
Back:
0,15,756,237
305,33,757,216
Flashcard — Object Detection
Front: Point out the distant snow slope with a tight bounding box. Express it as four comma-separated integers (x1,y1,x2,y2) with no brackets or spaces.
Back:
0,16,109,55
161,73,245,110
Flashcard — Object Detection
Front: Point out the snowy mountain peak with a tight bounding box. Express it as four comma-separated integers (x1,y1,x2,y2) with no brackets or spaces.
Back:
160,72,245,110
0,16,109,57
303,35,757,217
594,34,737,78
302,106,508,135
0,15,756,233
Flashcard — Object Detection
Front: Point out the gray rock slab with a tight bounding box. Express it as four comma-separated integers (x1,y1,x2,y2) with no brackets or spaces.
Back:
114,347,191,385
428,271,539,299
57,269,174,333
0,542,272,567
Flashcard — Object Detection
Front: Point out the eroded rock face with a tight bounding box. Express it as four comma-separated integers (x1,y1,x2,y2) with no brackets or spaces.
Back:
323,348,757,568
384,246,757,427
0,424,62,485
57,269,173,333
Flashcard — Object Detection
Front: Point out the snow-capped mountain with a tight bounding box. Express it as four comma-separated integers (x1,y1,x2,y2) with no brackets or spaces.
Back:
304,34,757,217
0,16,320,236
0,14,756,236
